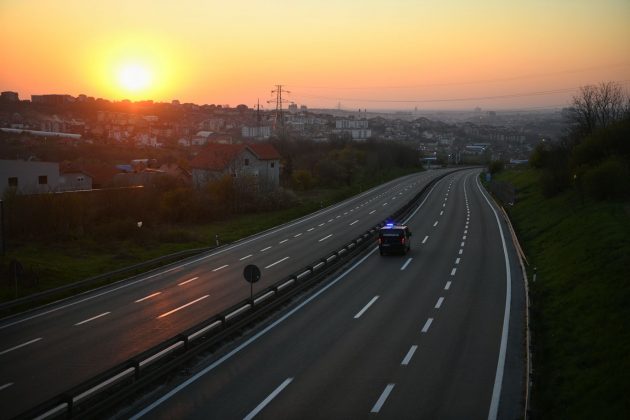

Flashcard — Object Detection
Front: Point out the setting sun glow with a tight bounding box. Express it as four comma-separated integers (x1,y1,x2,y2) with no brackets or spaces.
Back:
117,64,152,93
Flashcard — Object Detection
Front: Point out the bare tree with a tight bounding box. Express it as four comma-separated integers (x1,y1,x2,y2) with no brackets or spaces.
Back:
570,81,629,137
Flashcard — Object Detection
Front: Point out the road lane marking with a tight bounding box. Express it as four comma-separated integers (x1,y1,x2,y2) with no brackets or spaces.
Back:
456,258,461,264
212,265,228,272
265,256,290,269
350,220,359,226
135,292,161,303
293,233,302,238
461,241,465,247
440,210,444,216
445,281,451,290
383,202,388,206
244,377,293,420
464,229,468,234
401,345,418,366
75,312,110,326
369,210,376,214
0,383,13,391
433,221,439,227
421,318,433,333
319,234,333,242
354,296,379,319
279,239,288,244
463,235,467,240
443,203,446,207
336,215,341,218
240,254,253,261
157,295,209,319
459,249,463,255
400,258,413,271
178,277,199,286
318,223,325,227
435,297,444,309
371,384,395,413
422,235,429,244
0,338,42,356
260,246,272,252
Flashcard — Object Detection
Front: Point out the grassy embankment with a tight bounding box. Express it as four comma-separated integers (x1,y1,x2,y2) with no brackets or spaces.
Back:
493,168,629,418
0,167,417,304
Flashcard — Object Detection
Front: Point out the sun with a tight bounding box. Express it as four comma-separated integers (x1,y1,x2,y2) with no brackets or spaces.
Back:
117,63,153,93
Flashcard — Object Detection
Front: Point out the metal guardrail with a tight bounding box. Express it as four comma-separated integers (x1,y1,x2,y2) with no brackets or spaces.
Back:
17,171,454,420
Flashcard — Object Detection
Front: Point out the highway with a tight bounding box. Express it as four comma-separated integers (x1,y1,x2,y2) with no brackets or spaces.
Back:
126,169,526,419
0,169,456,418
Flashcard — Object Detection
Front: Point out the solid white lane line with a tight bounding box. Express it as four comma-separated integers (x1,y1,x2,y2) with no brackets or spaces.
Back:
265,257,290,269
212,265,228,272
369,210,376,214
435,297,444,309
354,296,379,319
0,338,43,356
350,220,359,226
75,312,110,326
0,382,13,391
319,234,333,242
445,281,452,290
371,384,395,413
401,345,418,366
433,221,439,227
456,258,461,264
260,246,272,252
307,228,315,232
240,254,253,261
178,277,199,286
244,377,293,420
421,318,433,333
422,235,429,244
400,258,413,271
157,295,209,319
279,239,288,244
135,292,161,303
459,249,464,255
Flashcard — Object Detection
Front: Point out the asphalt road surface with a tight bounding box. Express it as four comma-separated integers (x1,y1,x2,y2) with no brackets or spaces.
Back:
0,169,459,418
126,169,526,420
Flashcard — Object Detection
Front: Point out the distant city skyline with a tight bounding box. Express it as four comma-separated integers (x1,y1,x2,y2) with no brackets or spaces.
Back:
1,0,629,110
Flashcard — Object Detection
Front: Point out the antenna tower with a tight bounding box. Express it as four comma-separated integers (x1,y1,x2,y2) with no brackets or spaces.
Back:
267,85,290,130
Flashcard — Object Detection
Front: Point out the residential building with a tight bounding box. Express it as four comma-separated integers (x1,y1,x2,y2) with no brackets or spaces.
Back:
242,125,272,139
334,118,372,140
0,159,60,194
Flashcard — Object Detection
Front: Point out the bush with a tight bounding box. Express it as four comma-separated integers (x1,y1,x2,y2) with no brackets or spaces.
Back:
582,157,630,200
488,160,504,175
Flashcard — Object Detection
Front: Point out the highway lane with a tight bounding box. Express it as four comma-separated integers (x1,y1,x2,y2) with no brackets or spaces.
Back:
127,169,525,419
0,169,452,418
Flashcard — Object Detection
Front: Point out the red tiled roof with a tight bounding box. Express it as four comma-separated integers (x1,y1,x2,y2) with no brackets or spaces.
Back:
246,142,281,160
190,143,245,170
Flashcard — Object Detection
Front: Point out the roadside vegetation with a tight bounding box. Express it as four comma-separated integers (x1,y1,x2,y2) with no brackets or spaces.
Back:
488,82,630,418
0,137,422,303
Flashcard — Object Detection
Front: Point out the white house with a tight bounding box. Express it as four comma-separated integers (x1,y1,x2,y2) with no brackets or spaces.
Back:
0,159,61,194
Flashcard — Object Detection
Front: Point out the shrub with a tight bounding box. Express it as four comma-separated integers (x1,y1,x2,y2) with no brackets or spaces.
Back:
582,157,630,200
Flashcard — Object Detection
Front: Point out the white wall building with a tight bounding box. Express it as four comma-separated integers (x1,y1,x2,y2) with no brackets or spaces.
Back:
0,160,60,194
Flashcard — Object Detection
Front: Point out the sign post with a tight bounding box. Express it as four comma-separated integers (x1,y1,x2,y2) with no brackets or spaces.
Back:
243,264,261,302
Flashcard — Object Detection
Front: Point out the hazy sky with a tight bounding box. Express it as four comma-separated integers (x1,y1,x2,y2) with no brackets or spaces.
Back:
1,0,629,110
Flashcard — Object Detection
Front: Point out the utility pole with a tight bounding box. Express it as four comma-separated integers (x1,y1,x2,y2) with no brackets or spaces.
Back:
268,85,290,133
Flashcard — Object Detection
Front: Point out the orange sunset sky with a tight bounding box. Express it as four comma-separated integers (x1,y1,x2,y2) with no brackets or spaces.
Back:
1,0,629,110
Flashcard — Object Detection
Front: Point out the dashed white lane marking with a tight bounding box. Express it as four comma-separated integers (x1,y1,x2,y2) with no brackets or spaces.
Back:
354,295,380,319
212,265,229,272
135,292,161,303
443,203,446,207
336,215,341,219
279,239,288,244
455,258,461,264
463,235,467,240
400,258,413,271
464,229,468,234
433,221,439,227
382,202,388,206
422,235,429,244
240,254,253,261
265,256,290,269
401,345,418,366
460,241,465,247
440,210,444,216
319,234,333,242
244,377,293,420
328,219,334,223
318,223,325,227
459,249,464,255
293,233,302,238
157,295,209,319
0,383,13,392
369,210,376,214
445,281,452,290
75,312,110,326
260,246,272,252
435,297,444,309
307,228,315,232
421,318,433,333
0,338,43,356
371,384,395,413
350,220,359,226
178,277,199,286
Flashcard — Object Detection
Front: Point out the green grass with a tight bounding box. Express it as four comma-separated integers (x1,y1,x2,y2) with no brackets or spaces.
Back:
0,167,419,304
493,168,630,419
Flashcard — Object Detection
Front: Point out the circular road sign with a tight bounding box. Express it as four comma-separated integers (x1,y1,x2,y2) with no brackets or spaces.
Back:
243,264,261,284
